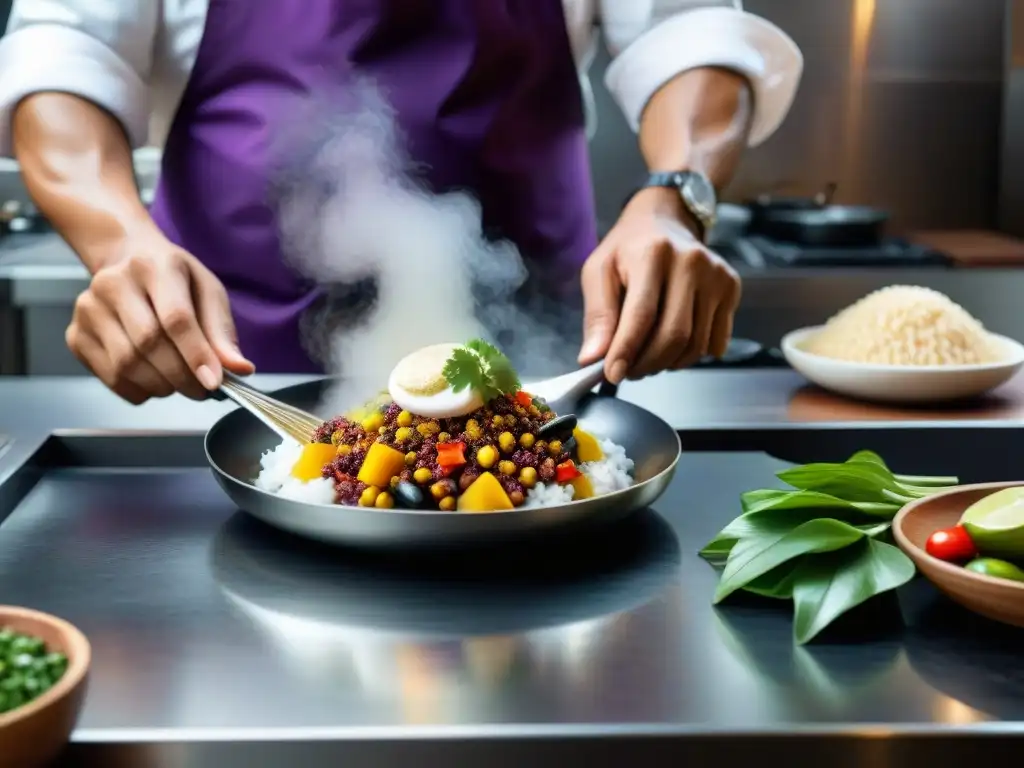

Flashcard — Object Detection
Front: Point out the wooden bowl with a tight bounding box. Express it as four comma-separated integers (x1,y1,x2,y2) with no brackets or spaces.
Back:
0,607,90,768
893,483,1024,629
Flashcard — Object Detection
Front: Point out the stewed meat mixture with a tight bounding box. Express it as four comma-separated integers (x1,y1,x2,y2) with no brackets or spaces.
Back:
312,393,573,509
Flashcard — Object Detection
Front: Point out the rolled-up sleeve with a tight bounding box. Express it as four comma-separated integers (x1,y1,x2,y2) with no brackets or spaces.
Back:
0,0,158,156
601,1,803,146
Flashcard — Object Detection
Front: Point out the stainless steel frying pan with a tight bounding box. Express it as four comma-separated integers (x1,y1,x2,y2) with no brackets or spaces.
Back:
205,378,681,548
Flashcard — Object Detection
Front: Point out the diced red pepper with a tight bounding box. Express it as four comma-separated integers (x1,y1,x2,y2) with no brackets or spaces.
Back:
436,441,467,470
925,524,977,562
514,391,534,408
555,459,582,483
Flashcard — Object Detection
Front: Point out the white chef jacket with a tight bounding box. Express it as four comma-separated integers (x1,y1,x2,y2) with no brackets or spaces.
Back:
0,0,802,155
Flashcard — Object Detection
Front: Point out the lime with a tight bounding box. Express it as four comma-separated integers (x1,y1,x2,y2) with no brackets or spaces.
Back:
960,487,1024,558
964,557,1024,583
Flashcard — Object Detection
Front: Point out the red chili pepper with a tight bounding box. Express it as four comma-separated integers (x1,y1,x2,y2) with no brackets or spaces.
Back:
436,441,467,470
514,391,533,408
555,459,581,483
925,524,977,562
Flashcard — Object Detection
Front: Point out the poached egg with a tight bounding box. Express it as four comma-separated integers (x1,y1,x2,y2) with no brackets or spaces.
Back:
387,343,484,419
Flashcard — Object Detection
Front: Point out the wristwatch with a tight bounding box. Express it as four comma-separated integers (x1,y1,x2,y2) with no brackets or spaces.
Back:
636,170,718,242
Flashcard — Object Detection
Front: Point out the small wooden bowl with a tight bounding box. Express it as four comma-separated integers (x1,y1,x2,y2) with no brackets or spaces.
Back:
0,607,91,768
893,483,1024,628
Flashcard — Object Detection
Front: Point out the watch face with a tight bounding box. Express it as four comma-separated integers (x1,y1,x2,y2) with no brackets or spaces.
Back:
678,172,717,222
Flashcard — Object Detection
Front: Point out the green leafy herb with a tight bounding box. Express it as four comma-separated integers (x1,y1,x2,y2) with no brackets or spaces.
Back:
698,535,736,568
848,449,887,467
442,338,522,403
700,451,958,643
744,563,799,600
739,488,899,519
845,450,956,487
714,517,886,603
467,339,520,397
442,347,481,393
776,462,917,504
791,538,915,643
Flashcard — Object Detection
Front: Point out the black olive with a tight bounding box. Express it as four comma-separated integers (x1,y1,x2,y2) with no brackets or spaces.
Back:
537,414,577,442
560,436,577,459
393,481,427,509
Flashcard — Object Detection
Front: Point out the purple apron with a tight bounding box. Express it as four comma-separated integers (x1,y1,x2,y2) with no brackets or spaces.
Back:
149,0,597,372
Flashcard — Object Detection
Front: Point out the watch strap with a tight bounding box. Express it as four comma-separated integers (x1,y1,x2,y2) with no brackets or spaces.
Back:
645,171,698,189
626,170,715,242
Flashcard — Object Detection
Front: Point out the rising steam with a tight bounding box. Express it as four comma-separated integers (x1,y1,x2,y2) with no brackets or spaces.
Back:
269,79,581,416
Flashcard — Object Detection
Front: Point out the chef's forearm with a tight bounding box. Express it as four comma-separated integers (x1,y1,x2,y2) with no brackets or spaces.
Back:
12,94,156,274
638,67,753,191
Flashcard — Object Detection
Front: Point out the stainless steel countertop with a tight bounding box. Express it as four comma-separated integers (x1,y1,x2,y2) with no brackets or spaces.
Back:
0,373,1023,767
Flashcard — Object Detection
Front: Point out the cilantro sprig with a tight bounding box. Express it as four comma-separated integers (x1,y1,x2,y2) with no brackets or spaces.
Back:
442,339,521,402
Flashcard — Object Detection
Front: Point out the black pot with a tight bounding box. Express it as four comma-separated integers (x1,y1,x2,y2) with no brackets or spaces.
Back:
752,205,889,247
744,186,888,247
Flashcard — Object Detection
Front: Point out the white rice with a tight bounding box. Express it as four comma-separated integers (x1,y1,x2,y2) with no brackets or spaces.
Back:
520,481,574,508
254,436,634,510
254,439,337,504
521,438,635,508
803,285,1002,366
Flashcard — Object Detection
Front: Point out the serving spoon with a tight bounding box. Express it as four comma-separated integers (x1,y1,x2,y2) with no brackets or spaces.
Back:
521,360,611,410
215,360,611,444
214,373,323,443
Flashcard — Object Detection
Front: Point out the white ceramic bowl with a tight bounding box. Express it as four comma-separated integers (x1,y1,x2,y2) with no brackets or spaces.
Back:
781,326,1024,404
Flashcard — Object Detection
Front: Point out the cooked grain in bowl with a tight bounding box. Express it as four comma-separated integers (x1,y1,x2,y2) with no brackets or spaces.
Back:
803,285,1003,366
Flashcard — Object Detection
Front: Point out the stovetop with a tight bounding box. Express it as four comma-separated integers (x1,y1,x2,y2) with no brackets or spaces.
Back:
719,236,949,268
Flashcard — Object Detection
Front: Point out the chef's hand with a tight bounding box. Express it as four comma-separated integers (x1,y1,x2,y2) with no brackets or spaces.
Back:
578,187,740,384
65,232,255,404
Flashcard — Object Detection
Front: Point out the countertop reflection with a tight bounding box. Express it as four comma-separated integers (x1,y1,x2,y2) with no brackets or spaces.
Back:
212,510,682,723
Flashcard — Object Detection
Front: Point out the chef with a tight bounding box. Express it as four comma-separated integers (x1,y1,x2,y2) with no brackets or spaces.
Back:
0,0,801,404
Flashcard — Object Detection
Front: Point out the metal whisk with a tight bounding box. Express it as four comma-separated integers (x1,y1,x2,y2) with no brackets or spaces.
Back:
214,373,322,443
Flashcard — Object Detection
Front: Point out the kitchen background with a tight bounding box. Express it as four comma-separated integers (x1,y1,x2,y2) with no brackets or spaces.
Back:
593,0,1008,234
0,0,1021,374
